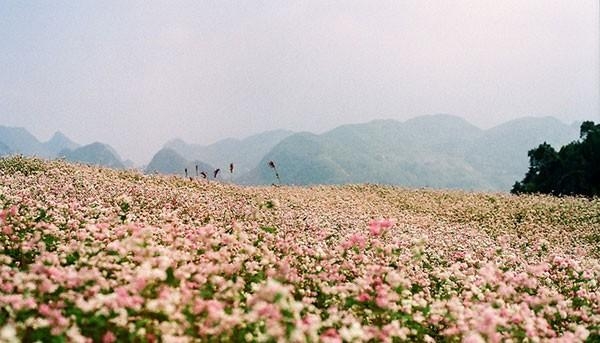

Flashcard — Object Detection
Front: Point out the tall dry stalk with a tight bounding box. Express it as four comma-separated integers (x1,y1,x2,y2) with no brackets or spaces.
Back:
268,160,281,185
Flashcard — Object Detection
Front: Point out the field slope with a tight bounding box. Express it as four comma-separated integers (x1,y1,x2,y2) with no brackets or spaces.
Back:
0,157,599,342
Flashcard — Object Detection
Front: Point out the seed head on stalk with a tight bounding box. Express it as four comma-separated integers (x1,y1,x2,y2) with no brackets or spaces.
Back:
268,160,281,185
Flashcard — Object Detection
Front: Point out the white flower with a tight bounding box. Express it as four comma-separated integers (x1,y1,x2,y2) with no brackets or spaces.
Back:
65,326,87,343
386,270,404,288
111,308,129,327
0,324,18,343
574,325,590,341
340,322,364,342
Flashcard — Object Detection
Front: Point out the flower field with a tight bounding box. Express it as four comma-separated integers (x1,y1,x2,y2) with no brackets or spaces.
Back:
0,157,599,342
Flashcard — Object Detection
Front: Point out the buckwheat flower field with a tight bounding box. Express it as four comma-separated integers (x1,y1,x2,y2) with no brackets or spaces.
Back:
0,157,599,342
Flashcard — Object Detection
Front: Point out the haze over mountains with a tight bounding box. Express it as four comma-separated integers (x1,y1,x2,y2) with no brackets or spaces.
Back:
240,115,579,190
59,143,126,170
0,126,63,158
164,129,293,176
0,115,581,191
145,148,214,177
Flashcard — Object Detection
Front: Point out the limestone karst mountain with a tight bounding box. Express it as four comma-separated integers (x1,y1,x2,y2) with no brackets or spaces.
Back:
59,142,126,169
145,148,214,177
164,129,293,176
240,115,579,190
0,115,581,191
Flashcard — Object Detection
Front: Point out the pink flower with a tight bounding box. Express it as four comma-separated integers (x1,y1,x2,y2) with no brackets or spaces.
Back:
357,292,371,302
342,233,366,249
133,277,147,292
102,331,117,343
375,295,389,308
114,287,143,309
38,304,52,317
0,206,17,224
0,282,13,293
1,226,12,235
321,328,342,343
462,332,485,343
256,303,282,321
146,333,157,343
205,300,225,320
369,219,395,236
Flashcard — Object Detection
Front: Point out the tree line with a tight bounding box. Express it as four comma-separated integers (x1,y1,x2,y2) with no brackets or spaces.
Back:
512,121,599,197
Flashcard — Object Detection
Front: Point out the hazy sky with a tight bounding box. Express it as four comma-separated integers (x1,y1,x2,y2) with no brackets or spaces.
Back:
1,1,599,164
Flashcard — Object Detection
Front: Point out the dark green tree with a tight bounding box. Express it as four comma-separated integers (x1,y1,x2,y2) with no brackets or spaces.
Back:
512,121,600,197
511,142,560,194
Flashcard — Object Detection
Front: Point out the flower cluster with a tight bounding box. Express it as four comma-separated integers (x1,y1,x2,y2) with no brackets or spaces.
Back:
0,157,598,342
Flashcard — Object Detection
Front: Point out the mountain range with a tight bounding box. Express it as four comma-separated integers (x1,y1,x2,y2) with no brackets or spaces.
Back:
0,126,83,158
163,129,293,176
58,142,126,170
239,115,579,190
0,115,582,191
145,148,214,177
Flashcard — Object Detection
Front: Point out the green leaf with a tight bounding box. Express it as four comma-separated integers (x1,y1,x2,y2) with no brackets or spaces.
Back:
260,226,277,234
165,266,180,287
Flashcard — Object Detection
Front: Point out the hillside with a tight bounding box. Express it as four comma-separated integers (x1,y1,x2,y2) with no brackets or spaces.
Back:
467,116,580,190
0,125,51,157
0,157,598,341
145,147,214,177
0,126,83,159
242,115,578,190
164,129,293,175
45,131,80,156
59,142,125,169
0,116,580,191
0,141,12,156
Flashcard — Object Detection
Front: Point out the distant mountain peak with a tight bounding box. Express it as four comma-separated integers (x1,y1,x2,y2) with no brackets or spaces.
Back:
60,142,125,169
45,131,79,156
47,131,70,144
49,131,68,140
405,113,477,125
145,147,213,176
365,118,399,125
240,115,579,191
88,141,107,148
0,125,50,157
161,130,294,174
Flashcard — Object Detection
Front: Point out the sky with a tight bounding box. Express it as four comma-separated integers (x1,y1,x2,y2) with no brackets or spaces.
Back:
1,1,599,165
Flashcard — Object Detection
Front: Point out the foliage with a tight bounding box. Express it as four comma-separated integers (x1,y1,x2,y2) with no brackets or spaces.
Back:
512,121,600,196
0,155,46,176
0,158,598,342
